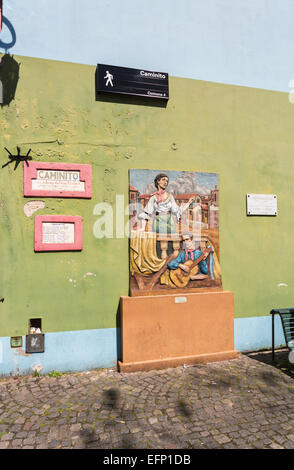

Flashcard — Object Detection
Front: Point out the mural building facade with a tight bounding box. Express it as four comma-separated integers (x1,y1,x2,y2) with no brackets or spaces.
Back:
0,0,292,374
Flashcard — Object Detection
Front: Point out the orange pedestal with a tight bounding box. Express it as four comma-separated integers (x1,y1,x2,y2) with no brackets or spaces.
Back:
118,290,238,372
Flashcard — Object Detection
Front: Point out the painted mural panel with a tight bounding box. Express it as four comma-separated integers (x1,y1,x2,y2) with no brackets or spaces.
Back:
129,169,222,295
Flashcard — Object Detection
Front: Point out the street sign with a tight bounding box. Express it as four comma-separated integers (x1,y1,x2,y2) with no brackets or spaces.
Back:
96,64,169,100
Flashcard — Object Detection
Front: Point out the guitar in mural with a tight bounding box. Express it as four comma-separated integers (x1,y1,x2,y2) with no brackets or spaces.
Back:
169,247,212,288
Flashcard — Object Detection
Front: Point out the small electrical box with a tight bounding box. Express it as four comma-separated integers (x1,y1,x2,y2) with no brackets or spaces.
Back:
10,336,22,348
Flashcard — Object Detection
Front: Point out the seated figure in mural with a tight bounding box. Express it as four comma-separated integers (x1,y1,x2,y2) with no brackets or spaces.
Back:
160,232,213,288
138,173,195,234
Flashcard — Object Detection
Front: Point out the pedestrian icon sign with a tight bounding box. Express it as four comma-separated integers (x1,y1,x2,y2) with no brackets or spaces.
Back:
96,64,169,100
104,71,113,87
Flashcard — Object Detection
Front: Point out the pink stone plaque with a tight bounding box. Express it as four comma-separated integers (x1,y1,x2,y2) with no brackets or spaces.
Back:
24,161,92,198
34,215,83,252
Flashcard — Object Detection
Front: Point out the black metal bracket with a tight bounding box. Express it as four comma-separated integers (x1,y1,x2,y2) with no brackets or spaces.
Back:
2,146,32,170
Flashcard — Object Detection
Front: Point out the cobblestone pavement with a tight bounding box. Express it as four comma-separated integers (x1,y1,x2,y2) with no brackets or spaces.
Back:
1,350,294,449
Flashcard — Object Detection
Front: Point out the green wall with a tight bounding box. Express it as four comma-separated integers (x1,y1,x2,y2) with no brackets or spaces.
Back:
0,55,293,337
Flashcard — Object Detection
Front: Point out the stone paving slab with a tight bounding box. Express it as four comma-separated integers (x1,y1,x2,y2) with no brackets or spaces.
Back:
0,350,294,449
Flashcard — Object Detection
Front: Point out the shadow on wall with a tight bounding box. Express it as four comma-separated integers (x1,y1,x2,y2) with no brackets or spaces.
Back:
0,54,20,107
116,300,122,363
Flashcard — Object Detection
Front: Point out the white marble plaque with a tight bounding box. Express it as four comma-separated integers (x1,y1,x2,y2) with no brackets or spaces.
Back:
42,222,75,244
32,170,85,192
175,297,187,304
246,194,277,216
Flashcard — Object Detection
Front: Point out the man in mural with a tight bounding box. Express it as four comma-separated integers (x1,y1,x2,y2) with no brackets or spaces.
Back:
160,232,211,287
168,232,209,276
138,173,195,234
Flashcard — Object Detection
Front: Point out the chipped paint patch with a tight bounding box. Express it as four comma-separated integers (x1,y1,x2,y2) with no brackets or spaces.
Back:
278,283,288,288
83,272,96,278
15,347,31,357
24,200,45,217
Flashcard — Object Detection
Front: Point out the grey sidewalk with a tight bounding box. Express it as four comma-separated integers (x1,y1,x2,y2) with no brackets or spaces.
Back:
0,350,294,449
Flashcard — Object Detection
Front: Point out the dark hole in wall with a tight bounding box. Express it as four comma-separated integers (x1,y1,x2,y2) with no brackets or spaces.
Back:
0,54,20,107
29,318,42,333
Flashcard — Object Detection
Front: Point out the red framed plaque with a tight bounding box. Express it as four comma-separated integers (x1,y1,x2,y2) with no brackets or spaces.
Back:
34,215,83,252
24,161,92,198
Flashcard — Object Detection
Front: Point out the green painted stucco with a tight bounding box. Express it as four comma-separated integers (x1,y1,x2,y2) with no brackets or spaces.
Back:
0,55,293,337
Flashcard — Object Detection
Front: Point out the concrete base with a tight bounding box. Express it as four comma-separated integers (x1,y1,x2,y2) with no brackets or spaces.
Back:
118,290,238,372
118,350,238,372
